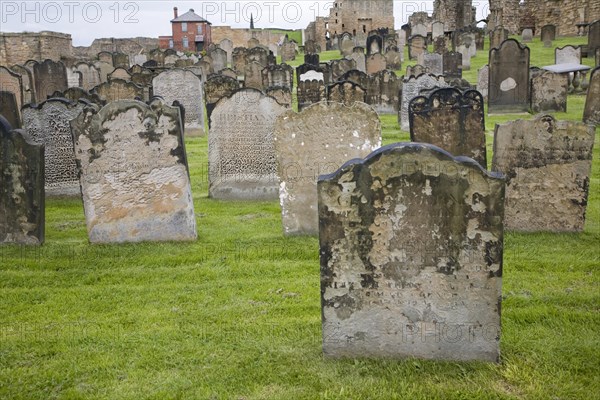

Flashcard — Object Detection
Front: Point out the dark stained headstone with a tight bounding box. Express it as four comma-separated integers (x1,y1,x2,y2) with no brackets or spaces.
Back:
590,20,600,56
340,70,369,89
33,59,68,101
583,66,600,125
409,88,487,167
326,81,366,105
304,53,320,66
297,79,326,111
488,39,530,114
366,34,383,55
443,51,463,80
0,116,45,245
492,115,595,232
367,70,401,114
204,75,240,128
318,142,505,362
540,24,556,47
530,71,568,113
0,91,22,129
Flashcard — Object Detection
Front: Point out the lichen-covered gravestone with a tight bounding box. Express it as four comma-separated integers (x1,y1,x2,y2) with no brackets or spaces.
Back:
203,75,240,128
22,98,87,196
0,116,44,245
33,60,68,102
492,115,595,232
318,142,505,362
409,88,487,167
583,66,600,126
530,71,568,113
477,65,489,100
400,73,449,131
70,99,197,243
488,39,530,114
153,69,205,136
208,88,287,200
327,81,366,105
274,101,382,235
92,79,144,103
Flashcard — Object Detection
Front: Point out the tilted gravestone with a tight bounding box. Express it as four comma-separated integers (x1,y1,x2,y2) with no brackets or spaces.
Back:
297,79,326,111
318,142,505,362
409,88,487,167
92,79,144,103
70,99,197,243
208,89,287,200
477,65,489,100
0,91,22,129
492,115,595,232
400,73,449,131
33,60,68,101
583,66,600,125
530,71,568,113
274,101,381,235
153,69,205,136
326,81,366,105
204,75,240,127
0,116,44,245
488,39,530,114
22,98,87,196
555,45,581,64
366,54,387,75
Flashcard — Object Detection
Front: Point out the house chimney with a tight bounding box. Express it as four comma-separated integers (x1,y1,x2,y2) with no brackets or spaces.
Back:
173,7,178,18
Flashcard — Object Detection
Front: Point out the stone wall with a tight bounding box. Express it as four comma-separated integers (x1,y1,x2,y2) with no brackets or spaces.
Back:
488,0,521,34
433,0,476,31
72,37,159,60
326,0,395,37
305,17,329,52
211,27,293,49
0,31,72,66
524,0,600,36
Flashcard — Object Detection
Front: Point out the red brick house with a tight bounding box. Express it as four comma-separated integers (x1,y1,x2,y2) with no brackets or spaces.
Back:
159,7,212,52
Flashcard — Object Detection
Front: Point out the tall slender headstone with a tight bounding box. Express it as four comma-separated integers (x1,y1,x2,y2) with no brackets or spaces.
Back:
583,66,600,125
488,39,530,114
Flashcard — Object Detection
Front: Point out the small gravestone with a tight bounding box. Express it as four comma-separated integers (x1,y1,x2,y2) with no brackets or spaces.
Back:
477,65,489,100
244,61,265,90
423,53,443,75
22,98,86,196
590,20,600,55
432,21,445,39
74,62,102,90
457,42,472,71
522,29,533,43
327,81,366,105
208,89,287,200
409,35,427,60
274,101,381,235
97,51,113,66
153,69,204,136
443,51,463,80
340,33,355,56
492,115,595,232
555,45,581,64
488,39,530,114
70,99,197,243
304,39,319,54
92,79,144,103
297,79,326,111
209,48,228,73
530,72,568,113
584,66,600,125
366,54,387,75
0,91,22,129
33,60,68,101
262,64,294,91
349,48,366,73
204,75,239,127
384,46,402,70
196,59,214,77
0,116,44,245
133,54,147,66
541,24,556,47
319,142,505,362
409,88,487,167
368,70,401,114
220,39,234,64
108,68,132,82
94,61,113,83
400,74,449,131
489,27,508,50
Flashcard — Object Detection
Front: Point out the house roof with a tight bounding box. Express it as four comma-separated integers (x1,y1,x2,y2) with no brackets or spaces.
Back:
171,9,211,24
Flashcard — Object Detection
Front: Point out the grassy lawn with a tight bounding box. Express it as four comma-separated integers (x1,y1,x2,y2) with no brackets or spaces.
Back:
1,37,599,399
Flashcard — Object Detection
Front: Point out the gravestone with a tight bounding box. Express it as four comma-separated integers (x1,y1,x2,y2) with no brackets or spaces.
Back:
489,27,508,50
297,64,327,84
112,52,130,69
33,60,68,101
327,81,366,105
97,51,113,66
274,101,381,235
555,46,581,64
477,65,489,100
220,68,238,80
409,88,487,167
423,53,443,75
412,23,428,37
233,47,248,72
349,48,366,73
75,62,102,90
66,70,82,88
304,39,319,54
265,87,292,108
530,72,568,113
400,74,449,131
164,53,180,66
281,38,296,63
409,35,427,60
596,48,600,67
209,48,228,73
9,65,35,104
305,53,320,66
57,87,102,104
443,51,463,80
384,47,402,70
0,116,44,245
297,79,326,111
319,142,505,362
220,38,234,64
92,79,144,103
153,69,205,136
488,39,530,114
204,75,240,127
244,61,265,90
541,24,556,47
196,60,214,77
341,70,369,91
368,70,401,114
433,36,449,54
366,34,383,55
148,49,165,66
130,68,156,101
108,68,132,82
247,47,274,67
133,54,147,66
174,59,193,68
492,115,595,232
366,54,387,75
522,29,533,43
0,91,22,129
262,64,294,91
0,66,23,115
583,66,600,125
340,33,355,56
589,20,600,56
93,61,113,83
70,99,197,243
432,21,445,39
208,89,287,200
22,98,86,196
330,59,357,81
406,64,429,78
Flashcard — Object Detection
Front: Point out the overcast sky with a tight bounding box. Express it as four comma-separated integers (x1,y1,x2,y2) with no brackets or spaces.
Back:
1,1,491,46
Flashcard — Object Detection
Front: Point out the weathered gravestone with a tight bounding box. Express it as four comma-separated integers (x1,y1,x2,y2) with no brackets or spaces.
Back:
0,116,44,245
530,72,568,113
522,29,533,43
248,38,260,48
366,34,383,55
266,87,292,108
406,64,429,78
56,87,102,104
341,70,369,90
297,63,329,85
433,36,449,54
327,81,366,105
0,66,24,113
33,60,68,101
318,142,505,362
367,70,402,114
262,64,294,91
244,61,265,90
92,79,144,103
366,54,387,75
0,91,22,129
400,74,449,131
340,33,355,56
209,48,228,73
409,35,427,60
97,51,113,66
247,47,275,67
112,52,130,69
423,53,443,75
488,39,530,114
349,48,366,73
153,69,205,136
304,53,320,66
70,99,197,243
330,59,357,81
583,66,600,125
9,65,35,104
555,45,581,64
297,79,326,111
232,47,248,73
492,115,595,232
220,39,234,64
22,98,87,196
304,39,320,54
204,75,239,127
66,69,82,88
432,21,445,39
280,38,296,63
412,23,428,37
108,68,132,82
208,89,287,200
589,20,600,56
409,88,487,167
384,46,402,70
443,51,463,80
541,24,556,47
477,65,489,100
74,62,102,91
489,27,508,50
274,101,381,235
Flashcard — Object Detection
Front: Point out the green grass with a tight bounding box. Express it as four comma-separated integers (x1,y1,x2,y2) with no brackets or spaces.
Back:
1,38,599,399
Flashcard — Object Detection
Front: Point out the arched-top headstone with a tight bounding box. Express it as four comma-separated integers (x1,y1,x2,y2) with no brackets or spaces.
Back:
326,80,366,105
488,39,530,114
33,59,68,101
584,66,600,125
555,45,581,65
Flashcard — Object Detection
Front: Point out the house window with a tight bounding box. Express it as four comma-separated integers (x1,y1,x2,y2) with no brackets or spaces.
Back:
198,24,203,34
183,36,189,48
182,22,188,32
169,39,174,48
